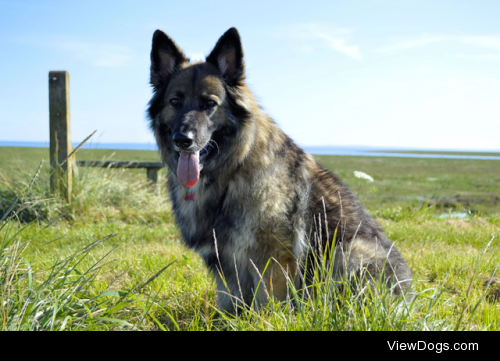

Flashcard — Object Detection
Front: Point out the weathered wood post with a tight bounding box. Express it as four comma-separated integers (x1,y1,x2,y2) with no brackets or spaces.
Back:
147,167,159,184
49,71,73,201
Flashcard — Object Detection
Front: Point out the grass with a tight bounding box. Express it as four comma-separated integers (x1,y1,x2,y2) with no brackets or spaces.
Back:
1,147,499,330
316,155,500,213
3,147,499,213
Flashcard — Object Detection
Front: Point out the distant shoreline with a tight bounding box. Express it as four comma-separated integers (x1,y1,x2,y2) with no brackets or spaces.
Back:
1,141,499,160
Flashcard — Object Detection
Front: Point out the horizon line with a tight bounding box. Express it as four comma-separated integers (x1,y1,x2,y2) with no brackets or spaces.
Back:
1,140,499,153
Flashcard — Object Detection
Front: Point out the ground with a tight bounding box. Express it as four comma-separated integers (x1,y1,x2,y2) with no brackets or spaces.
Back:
1,147,499,330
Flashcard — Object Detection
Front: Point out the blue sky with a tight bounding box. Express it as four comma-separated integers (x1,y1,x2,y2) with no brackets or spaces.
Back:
1,0,500,150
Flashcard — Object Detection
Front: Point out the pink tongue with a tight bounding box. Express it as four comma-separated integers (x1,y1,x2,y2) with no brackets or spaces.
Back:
177,151,200,187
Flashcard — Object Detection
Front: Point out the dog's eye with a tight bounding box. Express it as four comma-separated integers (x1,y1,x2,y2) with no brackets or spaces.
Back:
170,98,180,107
206,100,216,107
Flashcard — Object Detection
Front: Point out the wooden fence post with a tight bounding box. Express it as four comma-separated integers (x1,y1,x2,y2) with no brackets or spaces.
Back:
147,167,159,184
49,71,73,201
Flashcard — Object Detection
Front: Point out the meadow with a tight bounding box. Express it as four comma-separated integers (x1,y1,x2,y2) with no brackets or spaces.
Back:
1,146,499,330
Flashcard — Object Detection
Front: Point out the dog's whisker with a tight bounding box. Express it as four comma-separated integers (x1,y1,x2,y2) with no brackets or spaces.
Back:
209,140,220,155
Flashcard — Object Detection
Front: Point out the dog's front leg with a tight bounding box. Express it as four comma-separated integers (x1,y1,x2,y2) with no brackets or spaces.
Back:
214,270,254,316
251,254,298,309
214,275,238,315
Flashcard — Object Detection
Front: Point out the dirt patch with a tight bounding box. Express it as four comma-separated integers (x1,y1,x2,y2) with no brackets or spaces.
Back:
426,194,499,210
484,276,500,303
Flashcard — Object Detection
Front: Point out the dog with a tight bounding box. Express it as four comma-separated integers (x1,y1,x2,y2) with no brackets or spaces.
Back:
148,27,413,313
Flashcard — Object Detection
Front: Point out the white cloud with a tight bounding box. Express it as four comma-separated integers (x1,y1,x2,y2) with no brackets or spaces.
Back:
277,23,362,60
461,36,500,51
455,53,500,61
457,36,500,61
378,34,447,52
313,31,362,60
379,34,500,61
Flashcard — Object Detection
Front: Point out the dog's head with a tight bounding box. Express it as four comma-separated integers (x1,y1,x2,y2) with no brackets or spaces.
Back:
148,28,250,188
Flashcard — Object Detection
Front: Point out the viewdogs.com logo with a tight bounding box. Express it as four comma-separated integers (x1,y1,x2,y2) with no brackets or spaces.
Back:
387,341,478,353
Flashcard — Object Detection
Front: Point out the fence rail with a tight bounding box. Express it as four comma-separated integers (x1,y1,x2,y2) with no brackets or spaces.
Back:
76,161,164,184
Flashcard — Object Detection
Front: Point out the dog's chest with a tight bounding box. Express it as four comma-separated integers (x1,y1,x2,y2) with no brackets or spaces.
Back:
174,185,205,234
170,177,259,250
169,171,307,262
171,181,225,243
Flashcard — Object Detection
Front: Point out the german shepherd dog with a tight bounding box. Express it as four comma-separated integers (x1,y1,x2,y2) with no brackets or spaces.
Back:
148,28,412,313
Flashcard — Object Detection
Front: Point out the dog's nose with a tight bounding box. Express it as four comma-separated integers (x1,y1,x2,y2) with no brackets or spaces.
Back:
173,132,194,149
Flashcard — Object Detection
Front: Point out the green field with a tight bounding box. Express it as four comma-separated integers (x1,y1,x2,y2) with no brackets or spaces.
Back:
372,150,500,157
315,154,500,214
1,147,499,330
2,147,499,213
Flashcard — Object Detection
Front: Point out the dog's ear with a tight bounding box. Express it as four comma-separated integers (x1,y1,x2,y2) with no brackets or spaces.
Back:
150,30,188,87
206,28,245,86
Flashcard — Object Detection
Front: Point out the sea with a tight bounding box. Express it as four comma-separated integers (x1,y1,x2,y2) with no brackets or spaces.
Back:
1,141,499,160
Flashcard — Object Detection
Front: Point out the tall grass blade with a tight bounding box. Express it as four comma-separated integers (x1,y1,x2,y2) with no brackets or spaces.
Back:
57,130,97,169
